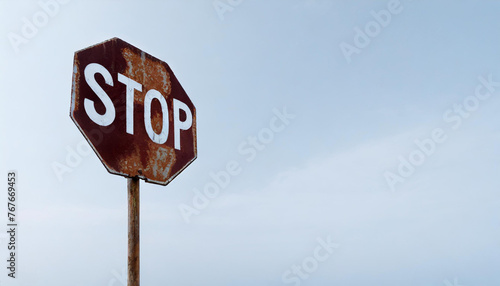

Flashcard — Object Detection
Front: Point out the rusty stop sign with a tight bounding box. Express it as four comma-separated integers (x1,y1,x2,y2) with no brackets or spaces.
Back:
70,37,197,185
70,38,197,286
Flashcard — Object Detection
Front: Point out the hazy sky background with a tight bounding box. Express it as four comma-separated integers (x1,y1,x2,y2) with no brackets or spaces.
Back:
1,0,500,285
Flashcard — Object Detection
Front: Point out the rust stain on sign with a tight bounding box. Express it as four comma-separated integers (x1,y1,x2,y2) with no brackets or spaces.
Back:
122,48,172,99
70,38,196,185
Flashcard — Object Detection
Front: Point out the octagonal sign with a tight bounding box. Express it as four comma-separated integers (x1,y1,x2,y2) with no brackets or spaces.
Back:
70,38,197,185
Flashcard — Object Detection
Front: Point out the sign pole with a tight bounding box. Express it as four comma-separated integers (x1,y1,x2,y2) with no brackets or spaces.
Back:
128,177,140,286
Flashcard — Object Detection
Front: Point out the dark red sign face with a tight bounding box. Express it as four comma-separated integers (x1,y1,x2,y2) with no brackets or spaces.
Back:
70,38,197,185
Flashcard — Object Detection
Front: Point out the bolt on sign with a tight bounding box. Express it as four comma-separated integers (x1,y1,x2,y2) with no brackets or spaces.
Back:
70,37,197,185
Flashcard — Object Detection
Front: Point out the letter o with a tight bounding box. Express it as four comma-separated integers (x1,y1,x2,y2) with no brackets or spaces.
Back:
76,141,92,156
203,182,220,199
144,89,169,144
258,128,274,144
365,21,381,37
88,129,104,145
302,256,318,273
464,95,479,112
408,150,425,166
33,11,49,27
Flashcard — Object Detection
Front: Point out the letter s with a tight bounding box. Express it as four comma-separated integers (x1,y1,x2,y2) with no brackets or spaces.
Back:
237,141,257,162
443,109,461,130
84,63,115,126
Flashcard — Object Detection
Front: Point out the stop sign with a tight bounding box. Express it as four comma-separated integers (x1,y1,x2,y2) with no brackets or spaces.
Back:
70,38,197,185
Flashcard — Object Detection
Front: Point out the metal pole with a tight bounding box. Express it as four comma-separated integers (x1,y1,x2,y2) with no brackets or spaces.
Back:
128,177,140,286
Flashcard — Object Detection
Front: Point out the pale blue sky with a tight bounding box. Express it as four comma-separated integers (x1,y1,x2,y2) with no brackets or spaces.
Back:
1,1,500,285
